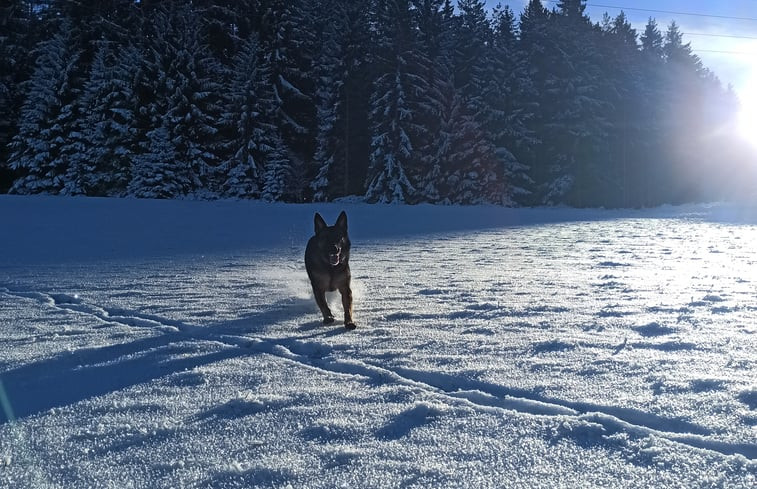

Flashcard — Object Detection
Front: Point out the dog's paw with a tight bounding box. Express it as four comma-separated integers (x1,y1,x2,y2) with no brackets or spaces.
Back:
323,316,335,325
344,322,356,331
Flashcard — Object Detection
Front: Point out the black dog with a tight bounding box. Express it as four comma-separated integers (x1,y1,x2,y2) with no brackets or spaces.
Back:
305,211,355,330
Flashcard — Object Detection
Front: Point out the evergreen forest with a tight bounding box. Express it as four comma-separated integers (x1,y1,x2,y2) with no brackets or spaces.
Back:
1,0,754,207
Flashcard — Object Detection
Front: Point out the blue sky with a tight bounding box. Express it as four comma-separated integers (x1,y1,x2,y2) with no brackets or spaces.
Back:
487,0,757,99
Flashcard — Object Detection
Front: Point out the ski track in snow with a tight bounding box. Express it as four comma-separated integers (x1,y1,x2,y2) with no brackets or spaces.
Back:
3,285,756,462
1,197,757,487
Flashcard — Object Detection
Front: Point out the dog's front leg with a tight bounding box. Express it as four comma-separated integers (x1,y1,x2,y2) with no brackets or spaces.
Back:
339,284,355,330
312,285,334,324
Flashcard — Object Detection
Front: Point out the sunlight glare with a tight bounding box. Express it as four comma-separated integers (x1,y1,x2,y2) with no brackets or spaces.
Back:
737,74,757,147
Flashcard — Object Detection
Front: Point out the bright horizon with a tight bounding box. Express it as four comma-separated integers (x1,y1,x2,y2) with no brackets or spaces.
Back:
491,0,757,140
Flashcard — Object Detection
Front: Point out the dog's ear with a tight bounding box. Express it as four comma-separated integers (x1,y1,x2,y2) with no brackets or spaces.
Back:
335,210,348,231
314,213,328,234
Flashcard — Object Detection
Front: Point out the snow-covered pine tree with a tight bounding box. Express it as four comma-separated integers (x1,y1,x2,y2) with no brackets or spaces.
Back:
447,0,504,203
217,0,262,43
452,0,487,95
436,89,500,205
520,0,610,206
136,4,223,198
366,68,416,204
191,0,241,65
489,3,536,205
128,123,184,199
8,17,81,195
327,0,374,199
102,43,142,196
260,0,317,200
168,6,224,197
311,2,347,202
219,35,287,200
635,17,667,206
260,139,291,201
553,4,611,206
60,42,109,197
219,36,262,199
416,0,459,204
63,42,141,196
519,0,556,203
0,1,36,192
409,0,448,204
365,0,426,204
596,12,647,207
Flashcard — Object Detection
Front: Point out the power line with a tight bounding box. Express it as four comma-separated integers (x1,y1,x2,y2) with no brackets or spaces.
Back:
543,1,757,23
683,32,757,41
540,1,757,54
694,49,756,56
587,3,757,22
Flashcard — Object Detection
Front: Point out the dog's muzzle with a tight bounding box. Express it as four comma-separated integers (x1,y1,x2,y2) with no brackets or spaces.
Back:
329,246,341,266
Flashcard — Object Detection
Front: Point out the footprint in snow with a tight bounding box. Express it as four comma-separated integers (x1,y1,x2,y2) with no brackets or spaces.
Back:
633,322,677,337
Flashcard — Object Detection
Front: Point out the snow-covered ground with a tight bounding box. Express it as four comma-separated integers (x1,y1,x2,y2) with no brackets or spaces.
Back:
1,195,756,488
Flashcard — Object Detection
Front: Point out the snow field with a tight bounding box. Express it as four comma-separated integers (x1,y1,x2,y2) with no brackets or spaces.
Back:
0,196,756,488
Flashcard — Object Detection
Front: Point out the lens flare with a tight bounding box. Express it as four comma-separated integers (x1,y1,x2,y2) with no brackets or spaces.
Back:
0,379,15,423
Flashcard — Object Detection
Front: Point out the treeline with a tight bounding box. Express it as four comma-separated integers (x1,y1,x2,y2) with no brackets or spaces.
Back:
0,0,752,206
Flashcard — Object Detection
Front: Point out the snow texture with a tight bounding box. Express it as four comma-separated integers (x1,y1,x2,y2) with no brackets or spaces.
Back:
1,195,756,488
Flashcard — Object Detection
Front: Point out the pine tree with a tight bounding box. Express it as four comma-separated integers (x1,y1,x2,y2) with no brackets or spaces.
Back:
0,1,36,192
311,2,347,202
636,17,667,205
556,0,586,19
136,4,224,198
306,0,374,201
447,0,506,203
663,21,702,70
168,6,224,197
336,0,377,198
640,17,664,59
597,11,645,207
519,0,552,203
453,0,490,94
366,69,417,203
522,0,610,206
365,0,426,204
8,17,81,195
261,145,291,201
190,0,245,64
661,21,710,203
64,42,141,196
260,0,317,200
219,36,287,199
128,124,183,199
60,43,109,197
418,0,459,203
410,0,448,203
490,3,535,204
437,90,498,204
42,0,142,190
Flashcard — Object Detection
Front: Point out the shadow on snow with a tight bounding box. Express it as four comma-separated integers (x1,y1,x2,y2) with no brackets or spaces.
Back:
0,298,337,425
